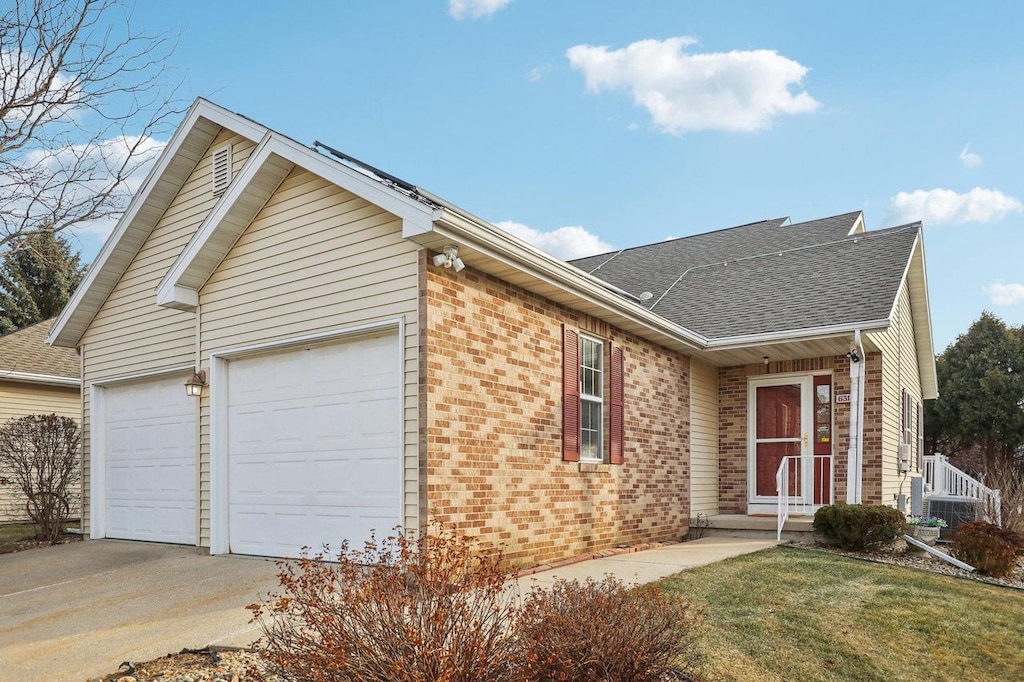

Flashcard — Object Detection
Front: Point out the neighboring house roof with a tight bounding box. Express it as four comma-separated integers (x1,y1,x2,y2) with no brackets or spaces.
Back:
47,97,936,397
568,212,918,340
0,318,79,385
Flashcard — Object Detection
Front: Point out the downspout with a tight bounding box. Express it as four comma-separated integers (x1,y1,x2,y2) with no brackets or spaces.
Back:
847,330,866,504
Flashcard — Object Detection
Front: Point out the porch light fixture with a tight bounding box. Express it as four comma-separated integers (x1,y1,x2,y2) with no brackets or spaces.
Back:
432,245,465,273
846,349,861,363
763,355,770,366
185,370,207,397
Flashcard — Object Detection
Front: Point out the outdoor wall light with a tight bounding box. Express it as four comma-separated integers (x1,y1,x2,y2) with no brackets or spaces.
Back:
185,369,207,397
432,245,465,272
846,349,861,363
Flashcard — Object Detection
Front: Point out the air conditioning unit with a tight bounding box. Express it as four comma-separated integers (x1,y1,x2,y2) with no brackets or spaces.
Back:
923,497,978,541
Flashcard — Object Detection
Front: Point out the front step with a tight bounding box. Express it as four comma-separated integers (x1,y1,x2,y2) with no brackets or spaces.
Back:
691,514,821,542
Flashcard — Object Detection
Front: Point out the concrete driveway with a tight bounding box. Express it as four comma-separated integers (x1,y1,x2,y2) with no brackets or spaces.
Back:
0,539,281,681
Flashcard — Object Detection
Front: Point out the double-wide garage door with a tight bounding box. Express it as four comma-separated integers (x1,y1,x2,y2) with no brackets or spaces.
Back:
100,332,402,558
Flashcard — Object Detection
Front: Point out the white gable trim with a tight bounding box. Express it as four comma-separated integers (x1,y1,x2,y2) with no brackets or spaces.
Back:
47,99,268,348
0,370,79,387
156,133,441,310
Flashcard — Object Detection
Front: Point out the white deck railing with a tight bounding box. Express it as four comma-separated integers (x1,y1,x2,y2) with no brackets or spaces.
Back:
923,454,1002,525
776,455,834,541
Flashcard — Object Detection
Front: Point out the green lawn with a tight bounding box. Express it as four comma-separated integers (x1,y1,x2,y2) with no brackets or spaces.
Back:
660,546,1024,682
0,522,42,553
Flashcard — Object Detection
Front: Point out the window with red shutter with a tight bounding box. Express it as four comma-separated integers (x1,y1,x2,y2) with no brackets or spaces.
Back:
562,325,580,462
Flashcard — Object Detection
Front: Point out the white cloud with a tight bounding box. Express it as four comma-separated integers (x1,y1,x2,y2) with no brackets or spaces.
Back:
959,144,982,168
449,0,512,20
987,283,1024,306
565,37,820,134
3,134,166,239
888,187,1024,226
495,220,613,260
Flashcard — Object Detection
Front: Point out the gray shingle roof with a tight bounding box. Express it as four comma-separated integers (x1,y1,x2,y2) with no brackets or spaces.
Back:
569,212,919,340
0,318,79,380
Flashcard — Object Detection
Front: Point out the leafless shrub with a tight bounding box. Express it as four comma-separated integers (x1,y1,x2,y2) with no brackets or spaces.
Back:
982,460,1024,533
0,414,80,540
248,523,521,682
516,576,705,682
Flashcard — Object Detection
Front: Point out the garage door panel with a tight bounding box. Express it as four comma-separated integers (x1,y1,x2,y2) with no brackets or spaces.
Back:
227,332,401,558
103,375,196,545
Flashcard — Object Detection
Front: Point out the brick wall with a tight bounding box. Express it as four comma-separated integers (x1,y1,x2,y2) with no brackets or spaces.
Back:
717,356,866,514
422,255,690,567
861,352,884,505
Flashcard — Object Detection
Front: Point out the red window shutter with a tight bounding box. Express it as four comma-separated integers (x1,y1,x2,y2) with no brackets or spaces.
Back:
610,344,625,464
562,325,580,462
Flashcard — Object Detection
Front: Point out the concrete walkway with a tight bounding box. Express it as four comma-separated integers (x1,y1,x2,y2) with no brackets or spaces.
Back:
519,537,778,589
0,536,776,681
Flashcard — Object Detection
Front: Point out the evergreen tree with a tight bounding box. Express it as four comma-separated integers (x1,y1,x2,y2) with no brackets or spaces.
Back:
0,228,86,334
925,312,1024,469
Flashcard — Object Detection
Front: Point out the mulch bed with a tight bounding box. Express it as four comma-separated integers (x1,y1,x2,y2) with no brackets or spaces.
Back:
90,648,283,682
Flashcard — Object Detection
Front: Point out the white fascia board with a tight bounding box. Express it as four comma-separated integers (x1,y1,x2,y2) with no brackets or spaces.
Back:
0,371,80,387
705,319,891,351
909,236,939,399
47,98,269,348
156,133,440,309
431,210,709,351
269,134,441,233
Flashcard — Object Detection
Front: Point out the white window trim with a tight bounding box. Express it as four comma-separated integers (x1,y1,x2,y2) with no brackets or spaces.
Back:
579,335,604,463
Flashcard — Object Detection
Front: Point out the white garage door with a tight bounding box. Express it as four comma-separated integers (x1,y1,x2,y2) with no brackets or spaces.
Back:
227,332,402,558
104,375,196,544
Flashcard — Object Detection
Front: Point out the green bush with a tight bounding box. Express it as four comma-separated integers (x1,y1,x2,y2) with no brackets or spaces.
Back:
951,521,1024,578
813,504,906,551
516,576,704,682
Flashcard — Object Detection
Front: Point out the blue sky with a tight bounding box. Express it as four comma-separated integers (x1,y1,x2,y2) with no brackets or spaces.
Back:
71,1,1024,351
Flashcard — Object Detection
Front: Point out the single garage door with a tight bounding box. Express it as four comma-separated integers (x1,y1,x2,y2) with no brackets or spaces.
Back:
104,375,196,544
227,332,402,558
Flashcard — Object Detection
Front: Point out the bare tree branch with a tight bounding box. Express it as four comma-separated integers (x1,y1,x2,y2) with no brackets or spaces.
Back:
0,0,183,246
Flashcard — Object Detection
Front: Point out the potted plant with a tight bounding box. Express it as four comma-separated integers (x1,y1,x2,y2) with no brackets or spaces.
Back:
906,516,947,545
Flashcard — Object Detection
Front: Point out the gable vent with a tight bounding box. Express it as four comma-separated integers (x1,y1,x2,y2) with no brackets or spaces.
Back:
211,144,232,196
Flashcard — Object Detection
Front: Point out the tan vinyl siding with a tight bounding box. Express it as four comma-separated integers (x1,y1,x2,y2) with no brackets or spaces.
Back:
197,168,421,548
867,281,922,507
79,130,257,535
0,381,81,521
689,359,719,515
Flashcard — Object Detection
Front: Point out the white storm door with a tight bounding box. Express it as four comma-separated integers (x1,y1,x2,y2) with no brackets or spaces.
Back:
748,376,813,505
104,375,197,544
226,332,402,558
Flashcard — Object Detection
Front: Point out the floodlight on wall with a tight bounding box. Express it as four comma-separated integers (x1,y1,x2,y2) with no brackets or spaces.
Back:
846,348,861,363
433,245,465,273
185,369,207,397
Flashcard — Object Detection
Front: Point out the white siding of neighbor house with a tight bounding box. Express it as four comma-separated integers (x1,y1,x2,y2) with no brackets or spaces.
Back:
78,130,257,535
197,167,421,548
689,360,719,516
0,381,82,522
867,280,922,508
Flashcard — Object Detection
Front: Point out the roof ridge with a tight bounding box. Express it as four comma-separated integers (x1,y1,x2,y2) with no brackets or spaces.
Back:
571,217,788,266
649,223,919,310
